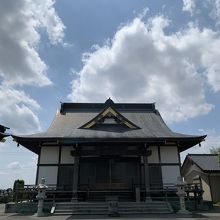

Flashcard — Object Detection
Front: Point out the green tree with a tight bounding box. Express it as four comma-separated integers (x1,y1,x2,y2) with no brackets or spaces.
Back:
209,147,220,154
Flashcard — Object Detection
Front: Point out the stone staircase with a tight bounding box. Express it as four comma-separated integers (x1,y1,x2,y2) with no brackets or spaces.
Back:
52,201,173,216
118,201,173,214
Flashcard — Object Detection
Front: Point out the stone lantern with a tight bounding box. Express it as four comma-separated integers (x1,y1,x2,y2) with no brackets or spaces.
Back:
35,178,48,217
176,176,191,214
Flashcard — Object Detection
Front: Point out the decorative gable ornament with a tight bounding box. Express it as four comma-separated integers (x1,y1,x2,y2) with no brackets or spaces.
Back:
80,106,140,129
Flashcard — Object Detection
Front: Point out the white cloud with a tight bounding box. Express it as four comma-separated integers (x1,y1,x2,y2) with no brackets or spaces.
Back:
208,0,220,27
0,0,65,86
182,0,196,15
0,86,41,134
0,0,66,134
7,161,22,170
68,16,219,123
0,140,37,188
29,0,66,45
183,0,220,28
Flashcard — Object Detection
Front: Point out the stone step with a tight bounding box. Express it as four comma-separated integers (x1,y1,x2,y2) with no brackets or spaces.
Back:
53,201,173,215
119,203,168,206
55,209,108,213
56,202,168,207
119,210,172,214
120,201,169,205
119,205,170,209
56,204,108,207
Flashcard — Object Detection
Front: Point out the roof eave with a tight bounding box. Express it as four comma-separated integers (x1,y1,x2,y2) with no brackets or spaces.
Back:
12,135,206,155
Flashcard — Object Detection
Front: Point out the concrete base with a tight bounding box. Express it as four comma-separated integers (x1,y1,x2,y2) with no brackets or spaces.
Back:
5,202,53,214
177,209,191,215
33,212,48,217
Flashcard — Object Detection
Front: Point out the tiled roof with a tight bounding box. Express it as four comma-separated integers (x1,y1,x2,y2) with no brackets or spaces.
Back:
188,154,220,172
14,101,204,140
12,100,206,154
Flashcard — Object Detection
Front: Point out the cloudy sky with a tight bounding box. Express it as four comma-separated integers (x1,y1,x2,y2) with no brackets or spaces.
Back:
1,0,220,188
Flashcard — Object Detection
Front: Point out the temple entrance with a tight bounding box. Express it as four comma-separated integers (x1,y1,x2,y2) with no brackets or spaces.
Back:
79,157,140,191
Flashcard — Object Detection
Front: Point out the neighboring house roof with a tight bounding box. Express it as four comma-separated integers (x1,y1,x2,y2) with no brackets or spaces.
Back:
12,99,206,154
182,154,220,174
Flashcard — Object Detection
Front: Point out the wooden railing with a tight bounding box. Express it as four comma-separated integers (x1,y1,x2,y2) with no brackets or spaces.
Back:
13,182,203,204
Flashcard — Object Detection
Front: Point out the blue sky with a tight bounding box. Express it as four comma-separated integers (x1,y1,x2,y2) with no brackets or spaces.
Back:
1,0,220,188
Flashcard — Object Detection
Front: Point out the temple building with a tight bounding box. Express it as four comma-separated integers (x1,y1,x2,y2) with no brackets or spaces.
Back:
13,99,206,201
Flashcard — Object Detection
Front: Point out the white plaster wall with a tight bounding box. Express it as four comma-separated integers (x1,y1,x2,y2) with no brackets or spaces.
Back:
148,146,159,163
61,147,75,164
210,176,220,202
37,166,58,185
160,146,179,163
201,177,212,201
40,147,59,164
162,165,180,184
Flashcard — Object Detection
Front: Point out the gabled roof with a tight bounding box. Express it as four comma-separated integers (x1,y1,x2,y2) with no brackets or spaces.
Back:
12,99,206,154
182,154,220,173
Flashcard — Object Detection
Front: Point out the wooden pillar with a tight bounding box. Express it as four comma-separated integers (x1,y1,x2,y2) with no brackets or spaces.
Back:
35,147,41,185
56,146,62,187
72,156,79,201
143,143,151,201
71,144,80,202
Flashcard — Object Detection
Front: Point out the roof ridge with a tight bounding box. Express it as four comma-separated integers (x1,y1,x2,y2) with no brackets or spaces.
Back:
60,102,156,114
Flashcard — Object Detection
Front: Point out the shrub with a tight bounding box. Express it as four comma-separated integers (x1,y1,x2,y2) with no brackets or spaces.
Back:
13,179,25,202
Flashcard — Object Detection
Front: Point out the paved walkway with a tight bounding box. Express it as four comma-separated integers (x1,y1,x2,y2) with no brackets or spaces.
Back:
1,204,220,220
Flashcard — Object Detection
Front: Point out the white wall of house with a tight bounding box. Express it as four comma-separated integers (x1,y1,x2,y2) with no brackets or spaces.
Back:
160,146,179,163
201,177,212,201
162,165,180,184
210,175,220,202
61,147,74,164
37,166,58,184
182,163,216,202
148,146,159,163
40,147,59,164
